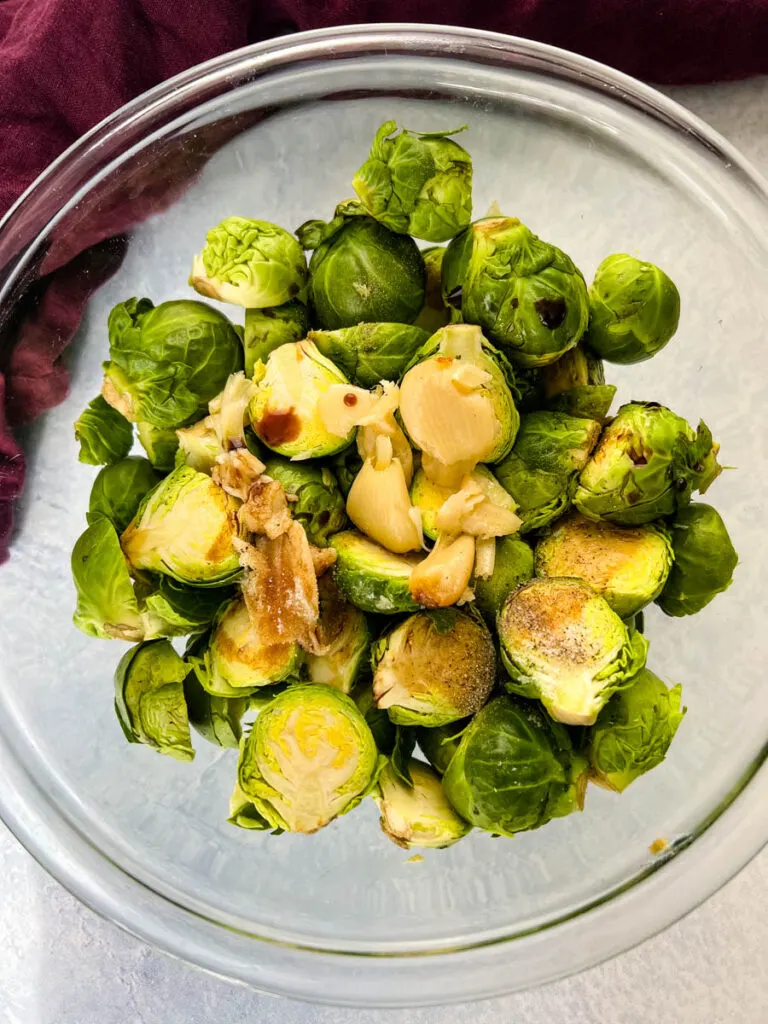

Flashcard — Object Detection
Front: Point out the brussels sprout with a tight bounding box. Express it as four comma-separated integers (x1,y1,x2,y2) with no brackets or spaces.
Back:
540,345,616,421
473,535,534,624
188,597,302,698
414,247,451,333
587,668,686,792
261,455,346,546
409,464,517,542
547,384,617,421
308,323,429,389
243,300,309,376
228,781,272,831
442,217,589,367
121,465,240,586
656,503,738,616
102,298,243,429
586,254,681,364
494,410,601,532
535,512,674,618
74,395,133,465
114,640,194,761
297,202,426,329
442,696,587,837
327,447,363,498
574,402,720,526
249,340,355,459
352,121,472,243
375,758,471,849
373,610,495,727
189,216,308,308
137,421,178,471
499,578,648,726
399,324,519,485
87,457,161,534
304,577,371,693
72,517,144,641
352,680,398,755
138,576,232,638
183,668,246,749
416,720,469,775
234,684,382,833
330,531,422,614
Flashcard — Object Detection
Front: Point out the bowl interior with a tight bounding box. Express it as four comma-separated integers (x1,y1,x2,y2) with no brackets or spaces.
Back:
1,30,767,1002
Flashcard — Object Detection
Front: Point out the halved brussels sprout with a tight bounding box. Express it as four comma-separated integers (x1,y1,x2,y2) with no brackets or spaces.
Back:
399,324,519,485
376,758,471,849
330,531,421,614
74,395,133,465
414,246,451,333
540,345,616,421
352,121,473,243
137,421,178,471
72,517,144,641
442,696,587,837
656,503,738,616
416,720,470,775
87,457,161,534
547,384,617,421
183,667,246,749
586,254,681,364
473,535,534,624
189,216,308,308
188,596,302,698
410,464,518,542
243,300,309,376
499,578,648,725
138,576,232,638
308,323,429,389
261,455,346,546
574,402,720,525
234,683,382,833
587,668,686,792
297,202,426,329
535,512,673,618
121,465,240,586
249,340,355,459
373,610,495,726
494,410,601,532
114,640,194,761
305,577,371,694
102,298,242,428
442,217,589,367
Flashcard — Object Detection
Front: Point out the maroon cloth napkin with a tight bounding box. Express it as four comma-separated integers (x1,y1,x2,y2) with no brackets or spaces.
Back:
2,0,768,562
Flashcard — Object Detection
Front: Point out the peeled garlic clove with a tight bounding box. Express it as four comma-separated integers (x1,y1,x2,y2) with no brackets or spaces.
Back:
318,385,377,437
347,458,422,554
409,534,476,608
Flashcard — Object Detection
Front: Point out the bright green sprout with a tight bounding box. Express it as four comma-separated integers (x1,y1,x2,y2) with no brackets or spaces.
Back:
656,503,738,616
74,395,133,465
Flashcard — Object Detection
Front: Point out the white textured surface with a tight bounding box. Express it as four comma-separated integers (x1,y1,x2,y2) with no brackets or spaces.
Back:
1,77,767,1023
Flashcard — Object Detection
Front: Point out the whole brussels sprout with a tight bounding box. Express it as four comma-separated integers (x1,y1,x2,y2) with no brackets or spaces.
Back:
416,720,470,775
442,696,587,837
574,402,720,526
656,503,738,616
234,683,382,833
587,668,686,792
136,421,179,471
249,340,355,459
121,465,241,586
535,512,674,618
243,300,309,376
304,576,371,694
87,457,161,534
540,344,616,421
114,640,194,761
399,324,519,486
74,395,133,465
375,758,471,849
72,516,145,641
189,216,308,308
473,535,534,624
330,531,422,614
183,668,246,750
442,217,589,367
499,578,648,725
261,455,346,546
373,609,495,727
414,246,451,333
352,121,473,243
308,322,429,389
586,254,681,364
188,597,302,698
102,298,242,429
138,575,233,638
297,201,426,329
494,410,601,532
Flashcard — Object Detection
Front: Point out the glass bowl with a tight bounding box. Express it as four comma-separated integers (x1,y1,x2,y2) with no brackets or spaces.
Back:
0,24,766,1008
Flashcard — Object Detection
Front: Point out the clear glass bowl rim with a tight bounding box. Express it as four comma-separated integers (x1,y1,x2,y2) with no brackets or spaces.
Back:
0,22,766,1008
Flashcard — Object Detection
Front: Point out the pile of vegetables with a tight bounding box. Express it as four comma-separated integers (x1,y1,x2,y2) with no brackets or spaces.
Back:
71,121,737,849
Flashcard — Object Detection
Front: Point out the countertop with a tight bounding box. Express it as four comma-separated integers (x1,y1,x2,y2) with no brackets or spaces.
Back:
2,76,767,1024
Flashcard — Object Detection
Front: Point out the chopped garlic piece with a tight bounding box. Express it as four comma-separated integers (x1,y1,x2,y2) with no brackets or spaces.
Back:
474,537,497,579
